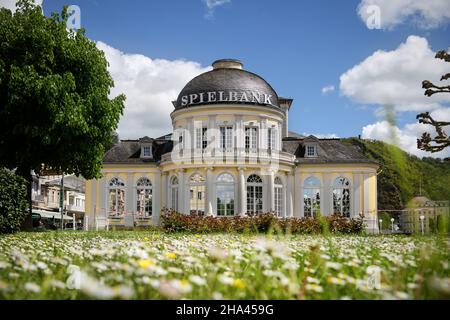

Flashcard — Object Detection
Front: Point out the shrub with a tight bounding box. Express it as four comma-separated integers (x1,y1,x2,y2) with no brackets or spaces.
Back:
0,169,29,234
326,214,365,234
160,208,364,234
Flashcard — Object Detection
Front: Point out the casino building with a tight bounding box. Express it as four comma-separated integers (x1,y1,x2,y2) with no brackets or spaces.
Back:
85,59,379,231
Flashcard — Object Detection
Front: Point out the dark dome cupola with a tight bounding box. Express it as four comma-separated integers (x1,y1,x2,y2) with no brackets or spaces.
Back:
175,59,279,110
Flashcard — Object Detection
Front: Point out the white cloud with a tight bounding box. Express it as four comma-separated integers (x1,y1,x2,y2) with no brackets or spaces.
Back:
0,0,43,12
97,42,210,140
361,108,450,158
340,35,450,113
321,85,335,95
202,0,231,19
357,0,450,29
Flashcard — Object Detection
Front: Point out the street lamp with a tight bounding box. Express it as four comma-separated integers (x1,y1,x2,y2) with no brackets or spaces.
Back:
419,215,425,235
379,219,382,234
390,218,395,233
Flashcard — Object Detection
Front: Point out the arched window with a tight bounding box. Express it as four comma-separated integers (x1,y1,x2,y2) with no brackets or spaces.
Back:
108,177,125,216
274,177,283,217
136,177,152,217
170,176,179,212
247,174,263,214
333,177,351,217
216,173,235,216
189,173,205,215
303,176,321,217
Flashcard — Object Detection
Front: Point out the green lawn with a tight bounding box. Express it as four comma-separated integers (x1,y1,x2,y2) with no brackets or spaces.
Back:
0,231,449,299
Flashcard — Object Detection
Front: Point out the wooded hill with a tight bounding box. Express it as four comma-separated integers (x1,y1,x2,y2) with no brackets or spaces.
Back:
343,138,450,210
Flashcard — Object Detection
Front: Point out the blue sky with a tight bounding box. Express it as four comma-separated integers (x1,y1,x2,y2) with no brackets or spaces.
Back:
11,0,450,157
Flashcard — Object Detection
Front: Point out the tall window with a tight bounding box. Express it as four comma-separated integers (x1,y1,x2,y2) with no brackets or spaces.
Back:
303,176,321,217
220,126,233,150
245,127,258,150
108,177,125,216
247,174,263,214
217,173,235,216
268,127,276,150
196,127,208,150
136,177,152,217
274,177,283,217
170,176,179,212
189,173,205,215
333,177,351,217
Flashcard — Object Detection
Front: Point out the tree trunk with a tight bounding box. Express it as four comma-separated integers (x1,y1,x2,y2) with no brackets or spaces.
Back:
17,167,33,231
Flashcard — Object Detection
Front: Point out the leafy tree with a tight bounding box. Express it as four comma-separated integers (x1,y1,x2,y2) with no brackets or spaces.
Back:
0,168,28,233
418,50,450,153
0,1,125,227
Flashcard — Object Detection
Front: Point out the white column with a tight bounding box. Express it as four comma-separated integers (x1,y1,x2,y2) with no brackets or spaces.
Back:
353,172,361,217
263,174,269,212
238,168,246,215
186,117,193,160
206,168,214,215
153,171,161,226
268,170,275,211
363,173,370,216
283,109,289,138
260,118,268,149
211,170,217,215
294,169,301,217
286,172,293,217
126,173,134,213
207,115,216,156
236,116,244,158
322,173,332,216
374,173,378,213
161,172,168,209
178,169,186,214
99,177,106,217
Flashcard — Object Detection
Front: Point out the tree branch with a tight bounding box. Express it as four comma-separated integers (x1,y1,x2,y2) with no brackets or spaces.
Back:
416,113,450,153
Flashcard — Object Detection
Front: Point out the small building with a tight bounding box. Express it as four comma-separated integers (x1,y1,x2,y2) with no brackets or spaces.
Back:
400,196,450,233
32,173,86,226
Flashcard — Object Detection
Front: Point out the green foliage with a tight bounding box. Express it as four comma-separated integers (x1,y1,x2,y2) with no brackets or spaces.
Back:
160,208,365,234
0,169,29,233
344,138,450,210
0,0,125,179
378,211,393,230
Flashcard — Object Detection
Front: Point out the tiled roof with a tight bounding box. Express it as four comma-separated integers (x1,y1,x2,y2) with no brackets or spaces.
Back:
282,135,377,164
103,134,376,165
103,138,172,164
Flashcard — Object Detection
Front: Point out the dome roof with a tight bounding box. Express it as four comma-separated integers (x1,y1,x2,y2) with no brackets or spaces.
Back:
175,59,279,110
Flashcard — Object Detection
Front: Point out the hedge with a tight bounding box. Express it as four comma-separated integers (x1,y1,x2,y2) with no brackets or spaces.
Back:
160,208,365,234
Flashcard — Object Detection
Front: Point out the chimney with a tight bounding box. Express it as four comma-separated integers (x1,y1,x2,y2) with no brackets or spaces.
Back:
278,98,293,138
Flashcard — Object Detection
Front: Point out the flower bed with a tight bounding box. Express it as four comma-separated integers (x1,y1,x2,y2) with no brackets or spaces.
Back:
160,208,365,234
0,231,449,299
